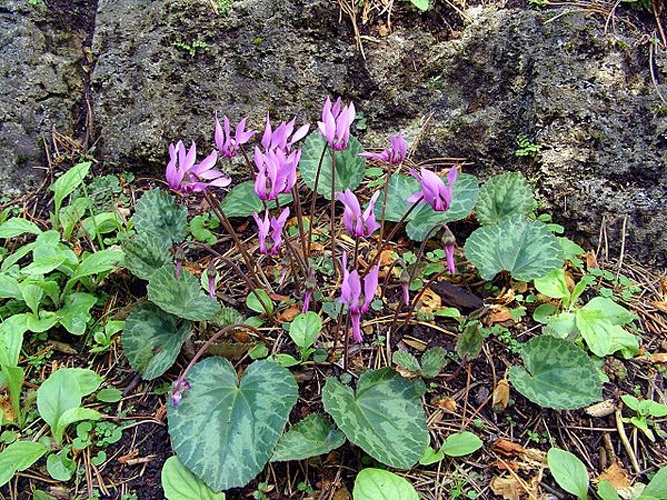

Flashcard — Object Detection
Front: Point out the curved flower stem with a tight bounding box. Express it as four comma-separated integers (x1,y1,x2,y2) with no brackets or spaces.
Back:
329,150,339,276
273,199,308,287
306,143,329,255
190,242,274,319
376,160,403,257
291,184,309,261
203,190,264,290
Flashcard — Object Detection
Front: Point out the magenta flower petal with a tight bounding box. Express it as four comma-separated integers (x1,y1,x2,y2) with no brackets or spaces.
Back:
318,96,355,151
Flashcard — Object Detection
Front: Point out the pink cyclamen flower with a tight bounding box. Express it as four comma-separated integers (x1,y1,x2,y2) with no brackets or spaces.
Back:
253,147,300,201
406,166,458,212
214,114,255,158
170,378,191,407
441,225,457,275
318,96,355,152
165,140,230,194
253,207,290,255
339,252,380,342
336,189,380,239
359,130,408,164
261,113,310,152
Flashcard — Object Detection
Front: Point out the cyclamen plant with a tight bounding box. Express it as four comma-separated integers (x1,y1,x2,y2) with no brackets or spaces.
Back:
118,95,470,492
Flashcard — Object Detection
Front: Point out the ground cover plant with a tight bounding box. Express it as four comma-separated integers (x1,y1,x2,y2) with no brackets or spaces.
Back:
0,93,666,500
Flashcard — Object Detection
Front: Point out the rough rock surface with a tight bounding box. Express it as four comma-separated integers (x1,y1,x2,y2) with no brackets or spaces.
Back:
2,0,666,265
0,0,89,196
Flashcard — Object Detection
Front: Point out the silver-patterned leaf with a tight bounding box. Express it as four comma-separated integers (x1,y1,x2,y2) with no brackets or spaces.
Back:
475,171,536,226
322,368,428,469
133,189,188,244
271,413,345,462
508,336,602,410
168,358,298,491
463,215,563,281
147,265,220,321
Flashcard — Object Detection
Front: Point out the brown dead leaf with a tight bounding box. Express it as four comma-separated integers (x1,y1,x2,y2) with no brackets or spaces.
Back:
278,304,301,322
585,399,616,418
402,336,427,351
395,365,420,379
597,460,631,489
489,307,514,324
648,352,667,363
418,287,442,312
434,396,458,412
660,275,667,299
492,379,510,413
117,449,140,464
490,476,523,500
651,301,667,314
493,438,527,457
310,242,325,253
48,340,77,355
585,251,599,269
268,292,291,302
0,394,16,422
378,249,397,267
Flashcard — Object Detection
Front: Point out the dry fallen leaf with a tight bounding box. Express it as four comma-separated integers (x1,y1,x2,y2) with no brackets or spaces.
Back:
418,287,442,312
278,304,301,322
651,301,667,314
648,353,667,363
585,399,616,418
402,336,427,351
0,395,16,422
597,460,632,489
585,251,599,269
660,274,667,299
490,476,523,500
489,307,514,324
492,379,511,413
434,396,458,412
493,438,527,456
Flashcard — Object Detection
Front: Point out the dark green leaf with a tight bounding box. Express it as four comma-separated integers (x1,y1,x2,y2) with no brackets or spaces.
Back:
271,413,345,462
475,172,535,226
148,265,220,321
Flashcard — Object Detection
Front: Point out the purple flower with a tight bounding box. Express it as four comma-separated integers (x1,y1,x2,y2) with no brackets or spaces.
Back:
214,114,255,158
170,378,191,407
317,96,355,152
359,130,408,164
253,147,300,201
441,225,457,275
261,113,310,152
165,141,231,194
406,166,458,212
339,252,379,342
253,207,290,255
336,189,381,239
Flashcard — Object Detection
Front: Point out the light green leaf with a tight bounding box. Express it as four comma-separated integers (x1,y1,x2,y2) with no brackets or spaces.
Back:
58,292,97,335
0,274,21,300
81,212,123,238
133,189,188,244
582,297,636,325
54,407,101,445
547,448,589,500
322,368,429,469
352,468,419,500
420,347,448,378
419,446,445,466
288,312,322,350
463,215,563,281
69,248,123,286
147,265,220,321
544,312,578,340
246,289,274,315
0,314,28,366
161,456,226,500
46,449,75,481
377,174,420,222
405,173,479,241
122,303,191,380
440,431,483,457
643,466,667,498
24,231,78,275
299,132,366,200
122,235,172,281
49,162,92,211
61,368,103,397
508,336,602,410
597,480,622,500
96,388,123,403
168,357,298,491
0,440,50,488
0,218,42,239
533,269,570,300
271,413,346,462
475,171,535,226
219,181,291,218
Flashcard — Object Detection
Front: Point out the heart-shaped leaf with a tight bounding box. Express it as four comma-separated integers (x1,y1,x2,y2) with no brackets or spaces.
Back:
475,171,536,226
271,413,345,462
122,235,172,281
148,265,220,321
299,132,366,200
161,456,226,500
133,189,188,244
508,336,602,410
322,368,428,469
168,357,298,491
219,181,292,218
122,303,191,380
352,468,419,500
463,215,563,281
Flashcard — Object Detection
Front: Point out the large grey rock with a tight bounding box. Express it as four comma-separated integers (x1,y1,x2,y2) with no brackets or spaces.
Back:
90,0,363,167
0,0,88,196
362,8,667,266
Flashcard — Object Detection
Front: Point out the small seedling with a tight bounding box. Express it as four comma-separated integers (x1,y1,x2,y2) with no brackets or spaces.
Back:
621,394,667,441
